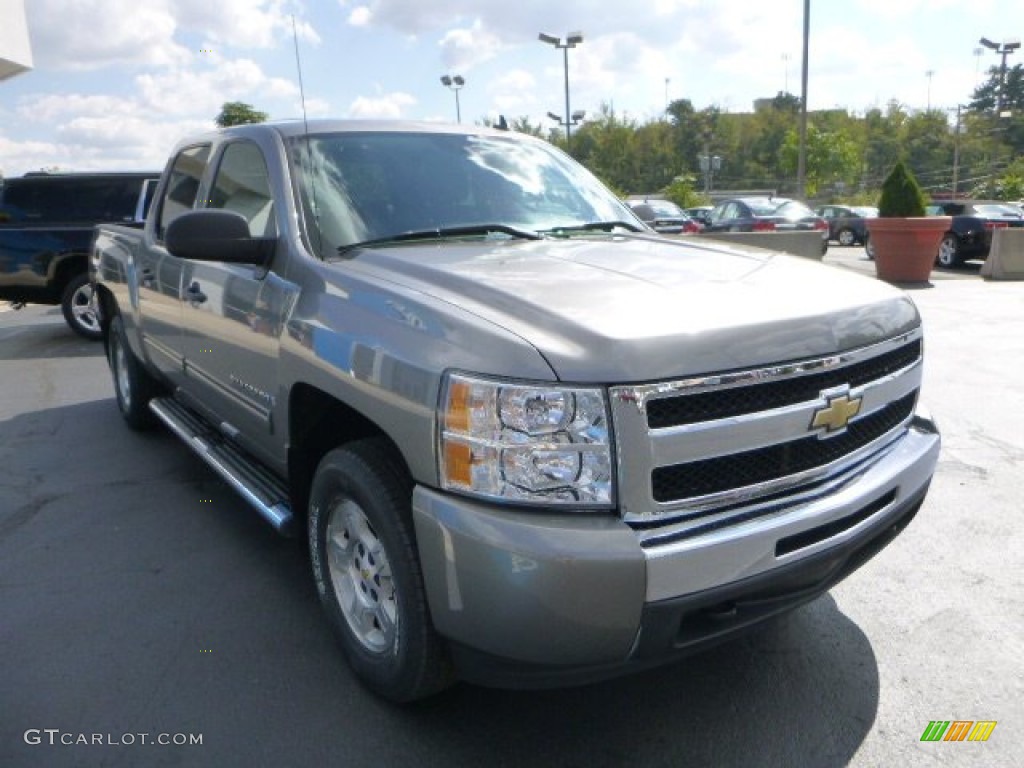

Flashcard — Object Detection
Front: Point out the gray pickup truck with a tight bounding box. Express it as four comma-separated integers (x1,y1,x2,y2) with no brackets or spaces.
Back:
92,120,940,702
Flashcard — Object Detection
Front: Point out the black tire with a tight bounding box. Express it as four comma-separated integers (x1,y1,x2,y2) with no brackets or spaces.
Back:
107,314,158,429
837,228,856,247
61,273,103,340
936,233,962,268
865,235,875,260
308,438,454,702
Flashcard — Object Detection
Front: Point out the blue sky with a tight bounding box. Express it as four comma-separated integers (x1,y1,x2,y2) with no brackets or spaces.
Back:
0,0,1018,177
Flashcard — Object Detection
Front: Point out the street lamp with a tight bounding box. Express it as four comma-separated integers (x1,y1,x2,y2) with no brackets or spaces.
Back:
546,109,586,134
440,74,465,123
538,31,583,147
698,154,722,195
979,37,1021,115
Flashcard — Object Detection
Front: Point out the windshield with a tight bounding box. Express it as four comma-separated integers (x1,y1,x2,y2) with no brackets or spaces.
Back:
974,204,1023,218
852,206,878,217
645,200,686,217
288,131,636,256
774,200,816,219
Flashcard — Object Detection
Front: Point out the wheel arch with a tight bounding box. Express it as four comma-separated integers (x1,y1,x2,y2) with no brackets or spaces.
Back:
287,383,411,520
51,252,89,293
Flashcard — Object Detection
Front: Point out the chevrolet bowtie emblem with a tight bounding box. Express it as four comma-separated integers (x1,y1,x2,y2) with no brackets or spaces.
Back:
811,392,862,435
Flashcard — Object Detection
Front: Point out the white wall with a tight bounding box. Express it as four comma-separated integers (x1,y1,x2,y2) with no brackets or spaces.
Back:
0,0,33,81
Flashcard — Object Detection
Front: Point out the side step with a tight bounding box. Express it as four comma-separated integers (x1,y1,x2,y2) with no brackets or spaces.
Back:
149,397,295,536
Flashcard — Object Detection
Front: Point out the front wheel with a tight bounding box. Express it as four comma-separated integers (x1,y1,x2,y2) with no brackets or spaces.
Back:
865,235,875,260
936,233,962,268
837,228,856,247
61,273,103,340
308,439,454,702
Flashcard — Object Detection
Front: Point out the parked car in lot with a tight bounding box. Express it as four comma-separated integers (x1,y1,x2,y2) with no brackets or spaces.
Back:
626,199,701,234
0,171,160,338
705,197,829,254
815,204,877,247
684,205,714,227
927,200,1024,267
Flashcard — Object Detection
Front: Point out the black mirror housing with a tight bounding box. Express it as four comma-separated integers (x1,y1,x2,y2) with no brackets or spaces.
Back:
165,209,275,263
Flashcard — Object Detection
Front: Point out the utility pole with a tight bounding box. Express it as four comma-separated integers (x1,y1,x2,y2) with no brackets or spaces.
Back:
797,0,810,198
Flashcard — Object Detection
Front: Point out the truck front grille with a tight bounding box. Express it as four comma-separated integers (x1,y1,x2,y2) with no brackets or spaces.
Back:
646,339,921,429
651,392,916,502
608,330,924,526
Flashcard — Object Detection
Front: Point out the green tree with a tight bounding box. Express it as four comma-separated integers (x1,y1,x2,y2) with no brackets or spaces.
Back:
780,124,860,198
215,101,269,127
662,174,706,208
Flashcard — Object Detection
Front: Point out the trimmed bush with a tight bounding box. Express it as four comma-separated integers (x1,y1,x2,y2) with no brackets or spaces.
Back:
877,160,927,218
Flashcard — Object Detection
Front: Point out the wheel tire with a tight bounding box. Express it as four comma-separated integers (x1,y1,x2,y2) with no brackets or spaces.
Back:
61,273,103,340
108,314,158,429
936,233,962,268
308,438,454,702
837,228,856,247
865,235,875,260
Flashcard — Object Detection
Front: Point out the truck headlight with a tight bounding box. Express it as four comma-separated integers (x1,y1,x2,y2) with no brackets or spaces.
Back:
439,373,614,507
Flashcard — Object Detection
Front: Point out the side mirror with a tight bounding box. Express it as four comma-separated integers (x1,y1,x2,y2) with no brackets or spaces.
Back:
165,209,274,264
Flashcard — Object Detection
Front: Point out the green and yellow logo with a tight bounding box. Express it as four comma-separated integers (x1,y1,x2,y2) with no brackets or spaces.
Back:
920,720,997,742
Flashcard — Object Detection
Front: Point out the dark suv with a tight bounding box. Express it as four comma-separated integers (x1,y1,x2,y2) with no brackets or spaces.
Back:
0,172,159,338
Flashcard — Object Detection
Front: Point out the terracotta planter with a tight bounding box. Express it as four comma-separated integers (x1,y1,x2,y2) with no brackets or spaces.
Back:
865,217,951,283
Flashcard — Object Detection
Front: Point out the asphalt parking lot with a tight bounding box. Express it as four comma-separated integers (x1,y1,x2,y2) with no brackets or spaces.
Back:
1,248,1021,768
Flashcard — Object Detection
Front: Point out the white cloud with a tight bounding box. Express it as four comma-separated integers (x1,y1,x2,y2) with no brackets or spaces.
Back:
347,92,417,118
348,6,373,26
134,58,298,117
27,0,190,70
172,0,321,48
25,0,318,72
489,69,536,114
438,19,503,70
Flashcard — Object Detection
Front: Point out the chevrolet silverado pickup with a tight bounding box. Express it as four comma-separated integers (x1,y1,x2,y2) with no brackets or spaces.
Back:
1,171,159,338
92,121,940,702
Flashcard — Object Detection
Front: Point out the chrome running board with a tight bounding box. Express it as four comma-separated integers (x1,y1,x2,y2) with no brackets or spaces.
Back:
149,397,294,535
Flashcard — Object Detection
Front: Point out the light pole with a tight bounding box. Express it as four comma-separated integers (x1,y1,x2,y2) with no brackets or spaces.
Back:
952,104,965,199
925,69,934,110
440,74,464,123
979,37,1021,115
539,31,583,147
797,0,809,199
698,153,722,195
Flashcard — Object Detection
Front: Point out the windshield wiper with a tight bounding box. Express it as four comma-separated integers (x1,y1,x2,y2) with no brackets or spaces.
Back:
337,224,542,256
543,220,644,236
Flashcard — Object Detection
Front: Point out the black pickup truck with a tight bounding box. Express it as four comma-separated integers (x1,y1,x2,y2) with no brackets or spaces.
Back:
0,172,159,338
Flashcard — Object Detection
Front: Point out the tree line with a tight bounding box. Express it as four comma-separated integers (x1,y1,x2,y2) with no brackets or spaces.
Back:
218,63,1023,207
525,64,1024,206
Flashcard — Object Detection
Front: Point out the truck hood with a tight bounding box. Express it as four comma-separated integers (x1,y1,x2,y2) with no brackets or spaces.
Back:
339,235,919,382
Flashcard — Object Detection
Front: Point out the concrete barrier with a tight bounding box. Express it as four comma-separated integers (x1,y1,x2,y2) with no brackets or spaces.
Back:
980,228,1024,280
694,231,825,260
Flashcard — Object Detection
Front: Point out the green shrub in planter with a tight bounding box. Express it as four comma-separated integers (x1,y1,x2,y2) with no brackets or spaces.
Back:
877,160,927,218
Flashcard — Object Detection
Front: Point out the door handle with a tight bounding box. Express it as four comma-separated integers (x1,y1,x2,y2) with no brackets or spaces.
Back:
185,280,207,304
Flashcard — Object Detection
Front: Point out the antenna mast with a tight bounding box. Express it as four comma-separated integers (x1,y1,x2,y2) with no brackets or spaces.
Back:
292,15,321,256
